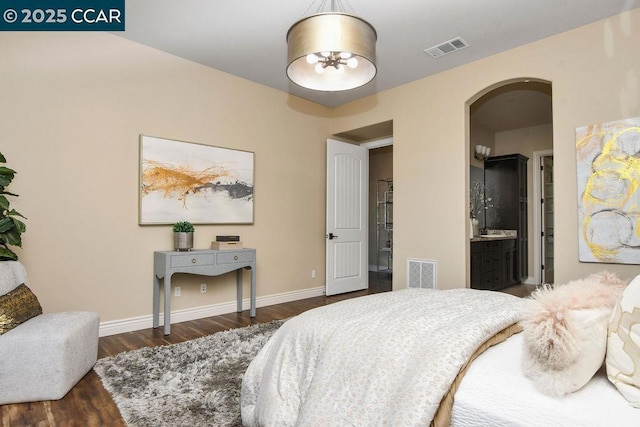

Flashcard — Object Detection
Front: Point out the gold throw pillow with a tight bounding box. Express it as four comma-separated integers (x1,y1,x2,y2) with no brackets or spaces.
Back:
0,283,43,335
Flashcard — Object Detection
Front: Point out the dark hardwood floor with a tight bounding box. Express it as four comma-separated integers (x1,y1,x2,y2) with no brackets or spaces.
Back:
0,273,532,426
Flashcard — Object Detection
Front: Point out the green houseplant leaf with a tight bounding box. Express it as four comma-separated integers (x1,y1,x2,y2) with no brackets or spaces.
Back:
0,152,26,261
0,217,13,233
0,247,17,261
172,221,195,233
12,217,26,233
1,227,22,246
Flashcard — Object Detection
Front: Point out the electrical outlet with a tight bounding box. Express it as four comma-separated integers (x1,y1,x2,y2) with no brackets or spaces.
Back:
174,286,181,297
311,270,316,279
200,283,207,293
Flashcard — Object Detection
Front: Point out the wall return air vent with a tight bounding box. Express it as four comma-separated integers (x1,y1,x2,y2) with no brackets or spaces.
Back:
424,37,469,59
407,258,437,289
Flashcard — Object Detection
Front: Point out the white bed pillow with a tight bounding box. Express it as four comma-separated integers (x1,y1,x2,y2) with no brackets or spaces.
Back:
521,271,625,397
606,274,640,407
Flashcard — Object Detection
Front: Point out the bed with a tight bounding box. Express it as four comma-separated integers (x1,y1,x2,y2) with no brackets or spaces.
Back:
241,279,640,426
451,333,638,426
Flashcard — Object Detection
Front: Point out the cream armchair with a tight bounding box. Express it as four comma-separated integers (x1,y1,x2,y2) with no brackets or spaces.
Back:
0,261,99,405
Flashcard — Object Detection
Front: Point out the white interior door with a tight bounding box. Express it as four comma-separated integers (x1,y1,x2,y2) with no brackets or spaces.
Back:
326,139,368,295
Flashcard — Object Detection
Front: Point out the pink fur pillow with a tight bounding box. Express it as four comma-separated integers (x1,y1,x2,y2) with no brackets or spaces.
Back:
520,271,626,396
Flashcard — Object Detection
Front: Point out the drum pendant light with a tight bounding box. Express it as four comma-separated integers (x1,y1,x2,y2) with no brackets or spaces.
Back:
286,1,377,91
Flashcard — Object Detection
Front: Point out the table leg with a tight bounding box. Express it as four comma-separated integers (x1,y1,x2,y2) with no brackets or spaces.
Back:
250,265,256,317
164,273,171,335
236,269,242,313
153,275,160,328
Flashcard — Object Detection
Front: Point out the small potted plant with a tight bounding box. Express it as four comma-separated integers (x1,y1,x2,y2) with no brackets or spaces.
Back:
172,221,194,251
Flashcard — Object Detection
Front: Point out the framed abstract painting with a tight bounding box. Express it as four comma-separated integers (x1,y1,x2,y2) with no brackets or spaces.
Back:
139,135,254,225
575,117,640,264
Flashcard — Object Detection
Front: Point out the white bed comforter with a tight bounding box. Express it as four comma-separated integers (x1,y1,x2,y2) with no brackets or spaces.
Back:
241,288,524,426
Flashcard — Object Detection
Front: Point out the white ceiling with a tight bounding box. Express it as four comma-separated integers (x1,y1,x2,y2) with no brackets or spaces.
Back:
117,0,639,110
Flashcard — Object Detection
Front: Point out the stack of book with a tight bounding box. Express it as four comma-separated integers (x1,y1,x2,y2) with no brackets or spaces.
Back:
211,235,243,250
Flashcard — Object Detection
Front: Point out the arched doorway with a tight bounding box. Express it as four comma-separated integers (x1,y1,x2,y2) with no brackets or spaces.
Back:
467,79,553,290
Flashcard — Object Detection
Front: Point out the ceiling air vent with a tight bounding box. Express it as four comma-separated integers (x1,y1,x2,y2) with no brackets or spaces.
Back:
424,37,469,59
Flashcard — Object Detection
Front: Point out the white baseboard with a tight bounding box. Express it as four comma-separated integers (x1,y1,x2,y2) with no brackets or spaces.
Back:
99,286,325,337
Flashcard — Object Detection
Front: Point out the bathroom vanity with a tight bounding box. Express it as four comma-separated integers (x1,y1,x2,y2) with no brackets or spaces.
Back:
470,231,518,291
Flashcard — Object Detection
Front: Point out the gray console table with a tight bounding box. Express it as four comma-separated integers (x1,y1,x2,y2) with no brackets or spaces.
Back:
153,248,256,335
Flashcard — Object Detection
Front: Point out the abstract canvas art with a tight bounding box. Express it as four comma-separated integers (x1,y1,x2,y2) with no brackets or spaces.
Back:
575,117,640,264
139,135,254,224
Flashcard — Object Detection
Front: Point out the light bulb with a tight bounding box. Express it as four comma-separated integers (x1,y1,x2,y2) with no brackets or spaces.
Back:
321,51,330,58
336,64,345,73
306,54,318,64
340,52,352,59
347,57,358,68
315,63,325,74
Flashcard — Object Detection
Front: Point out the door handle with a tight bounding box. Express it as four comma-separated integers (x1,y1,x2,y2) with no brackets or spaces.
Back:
328,233,339,240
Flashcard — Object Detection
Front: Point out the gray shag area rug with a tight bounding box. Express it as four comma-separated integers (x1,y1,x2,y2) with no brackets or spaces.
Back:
94,319,285,427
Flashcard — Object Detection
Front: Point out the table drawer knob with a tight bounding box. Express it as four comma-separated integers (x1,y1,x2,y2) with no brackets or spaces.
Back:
192,258,197,264
234,255,238,260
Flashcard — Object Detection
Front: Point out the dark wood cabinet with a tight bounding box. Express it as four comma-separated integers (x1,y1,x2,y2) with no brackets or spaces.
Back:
471,239,517,290
484,154,528,282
